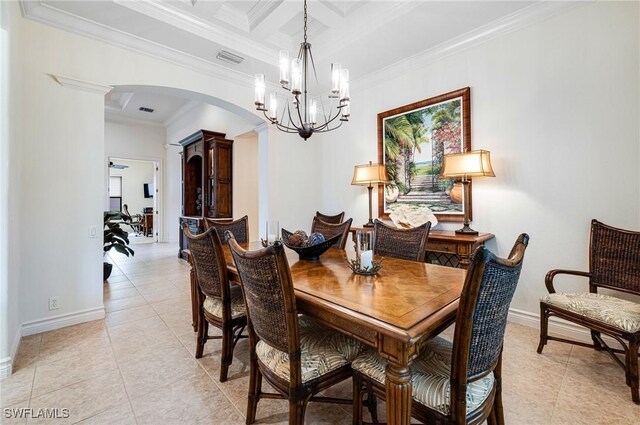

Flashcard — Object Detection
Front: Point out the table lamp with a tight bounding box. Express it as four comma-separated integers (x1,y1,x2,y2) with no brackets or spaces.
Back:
441,150,495,235
351,161,390,227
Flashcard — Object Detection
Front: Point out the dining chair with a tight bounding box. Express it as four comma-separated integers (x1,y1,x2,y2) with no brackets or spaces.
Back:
538,219,640,404
373,219,431,262
122,204,143,235
182,224,247,382
315,211,345,224
352,234,530,425
204,215,249,244
227,234,365,425
310,216,353,249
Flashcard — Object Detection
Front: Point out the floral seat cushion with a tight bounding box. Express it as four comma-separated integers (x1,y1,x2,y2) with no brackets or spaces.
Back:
203,294,246,319
541,292,640,333
256,316,364,383
352,336,494,415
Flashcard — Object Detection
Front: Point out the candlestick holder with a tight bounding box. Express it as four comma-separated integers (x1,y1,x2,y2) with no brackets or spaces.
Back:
347,258,383,275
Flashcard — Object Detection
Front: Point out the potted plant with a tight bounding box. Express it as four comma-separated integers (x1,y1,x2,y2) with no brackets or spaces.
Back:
103,211,135,280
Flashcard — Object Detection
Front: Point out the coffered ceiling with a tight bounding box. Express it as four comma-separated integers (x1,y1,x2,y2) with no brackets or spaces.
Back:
22,1,581,126
20,0,569,88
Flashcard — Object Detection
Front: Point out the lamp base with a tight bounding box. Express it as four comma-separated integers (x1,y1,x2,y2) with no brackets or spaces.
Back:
455,224,479,235
363,220,375,228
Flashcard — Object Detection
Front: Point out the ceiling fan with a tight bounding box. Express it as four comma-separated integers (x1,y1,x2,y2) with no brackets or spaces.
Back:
109,161,129,169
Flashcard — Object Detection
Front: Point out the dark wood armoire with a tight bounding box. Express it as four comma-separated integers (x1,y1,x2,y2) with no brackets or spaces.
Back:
178,129,233,259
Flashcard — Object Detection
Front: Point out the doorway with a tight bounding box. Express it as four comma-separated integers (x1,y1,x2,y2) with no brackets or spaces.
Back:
108,157,159,244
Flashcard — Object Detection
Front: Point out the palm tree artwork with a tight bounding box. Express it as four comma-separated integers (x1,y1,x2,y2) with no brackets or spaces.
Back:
382,96,465,216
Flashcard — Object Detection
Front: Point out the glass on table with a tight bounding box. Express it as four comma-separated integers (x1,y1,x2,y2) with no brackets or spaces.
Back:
355,230,375,269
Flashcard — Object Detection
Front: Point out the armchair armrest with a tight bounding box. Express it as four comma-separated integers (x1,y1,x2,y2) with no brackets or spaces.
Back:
545,269,591,294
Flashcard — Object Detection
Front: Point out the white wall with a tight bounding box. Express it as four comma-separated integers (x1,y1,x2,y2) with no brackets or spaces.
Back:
109,159,154,215
7,0,318,337
233,132,260,241
0,0,23,377
317,2,640,315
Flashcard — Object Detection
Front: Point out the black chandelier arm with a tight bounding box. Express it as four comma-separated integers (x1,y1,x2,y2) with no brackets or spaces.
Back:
259,109,299,133
314,119,344,133
312,107,343,131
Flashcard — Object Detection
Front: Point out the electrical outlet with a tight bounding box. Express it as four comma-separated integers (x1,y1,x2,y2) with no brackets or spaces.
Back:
89,226,98,238
49,296,60,311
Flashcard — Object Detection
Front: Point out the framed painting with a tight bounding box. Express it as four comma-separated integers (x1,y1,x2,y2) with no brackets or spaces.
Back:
377,87,471,223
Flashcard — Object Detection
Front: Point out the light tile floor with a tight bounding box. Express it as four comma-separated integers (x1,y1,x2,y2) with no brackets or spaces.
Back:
1,243,638,424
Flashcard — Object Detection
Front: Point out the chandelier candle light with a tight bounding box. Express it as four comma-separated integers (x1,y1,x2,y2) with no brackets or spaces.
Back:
254,0,350,140
440,150,495,234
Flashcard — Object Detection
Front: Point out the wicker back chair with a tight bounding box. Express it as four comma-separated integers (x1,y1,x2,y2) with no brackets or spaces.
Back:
310,217,353,249
353,234,529,425
204,215,249,244
373,219,431,262
228,235,364,425
182,224,247,382
315,211,345,224
122,204,143,235
538,219,640,404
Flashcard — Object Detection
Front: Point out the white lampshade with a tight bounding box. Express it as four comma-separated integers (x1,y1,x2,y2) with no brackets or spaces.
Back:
351,161,389,185
441,150,495,179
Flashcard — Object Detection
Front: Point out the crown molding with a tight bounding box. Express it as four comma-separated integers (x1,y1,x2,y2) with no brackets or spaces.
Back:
50,74,113,95
162,99,201,128
352,1,582,91
20,1,256,89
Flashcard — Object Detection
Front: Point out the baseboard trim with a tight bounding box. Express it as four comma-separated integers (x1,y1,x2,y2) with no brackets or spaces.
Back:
0,325,23,379
22,306,106,337
508,307,623,349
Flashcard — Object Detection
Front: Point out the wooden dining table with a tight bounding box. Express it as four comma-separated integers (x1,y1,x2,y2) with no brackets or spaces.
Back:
211,241,467,425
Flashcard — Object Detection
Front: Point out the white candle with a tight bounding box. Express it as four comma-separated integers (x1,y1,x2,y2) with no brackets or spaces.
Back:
268,233,276,243
360,250,373,269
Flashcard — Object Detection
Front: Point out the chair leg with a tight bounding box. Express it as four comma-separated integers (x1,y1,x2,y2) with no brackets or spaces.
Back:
246,355,261,425
628,337,639,404
220,324,234,382
537,303,549,354
493,355,505,425
365,382,379,424
352,374,363,425
487,406,498,425
289,400,308,425
591,330,603,351
195,315,207,359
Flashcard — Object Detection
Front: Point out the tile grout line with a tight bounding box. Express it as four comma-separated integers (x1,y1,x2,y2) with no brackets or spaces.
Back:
149,300,248,421
25,334,43,412
104,271,141,425
547,345,572,422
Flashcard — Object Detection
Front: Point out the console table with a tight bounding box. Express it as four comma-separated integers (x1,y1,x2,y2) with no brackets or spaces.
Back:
349,227,494,270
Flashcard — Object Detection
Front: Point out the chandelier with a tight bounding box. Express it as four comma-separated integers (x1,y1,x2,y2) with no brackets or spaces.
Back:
254,0,350,140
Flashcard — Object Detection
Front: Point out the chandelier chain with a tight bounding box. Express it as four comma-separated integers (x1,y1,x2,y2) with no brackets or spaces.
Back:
303,0,308,44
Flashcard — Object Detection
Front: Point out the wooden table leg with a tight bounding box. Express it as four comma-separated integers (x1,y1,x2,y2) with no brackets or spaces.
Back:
385,361,412,425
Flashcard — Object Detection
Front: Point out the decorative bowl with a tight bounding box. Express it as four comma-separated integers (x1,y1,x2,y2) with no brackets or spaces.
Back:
346,259,383,276
281,229,342,260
